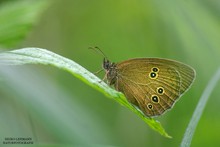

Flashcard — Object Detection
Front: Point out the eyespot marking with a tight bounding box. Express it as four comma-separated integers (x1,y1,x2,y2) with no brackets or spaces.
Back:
152,67,159,72
149,72,158,79
151,95,160,103
157,87,164,95
147,103,153,110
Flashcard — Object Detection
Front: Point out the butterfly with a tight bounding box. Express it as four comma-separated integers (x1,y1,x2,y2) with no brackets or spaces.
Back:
92,47,196,117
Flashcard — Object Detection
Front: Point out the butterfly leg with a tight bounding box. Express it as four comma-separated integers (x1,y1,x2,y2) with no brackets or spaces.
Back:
101,72,108,83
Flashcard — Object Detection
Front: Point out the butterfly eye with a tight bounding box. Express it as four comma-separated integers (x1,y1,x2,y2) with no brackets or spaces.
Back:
149,72,157,79
152,67,159,72
157,87,164,95
147,103,153,110
151,95,160,103
103,58,110,69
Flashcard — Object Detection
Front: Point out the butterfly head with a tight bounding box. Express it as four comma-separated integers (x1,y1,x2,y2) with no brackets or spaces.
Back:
103,58,117,85
103,58,112,70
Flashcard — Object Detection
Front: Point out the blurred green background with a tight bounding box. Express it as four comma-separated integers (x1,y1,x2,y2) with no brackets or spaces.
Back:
1,0,220,146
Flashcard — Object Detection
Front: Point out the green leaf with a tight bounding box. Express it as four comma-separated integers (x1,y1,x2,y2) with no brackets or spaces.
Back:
0,0,50,48
180,68,220,147
0,47,171,138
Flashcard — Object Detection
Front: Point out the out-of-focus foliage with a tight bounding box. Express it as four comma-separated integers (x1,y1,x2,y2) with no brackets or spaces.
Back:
0,0,49,48
1,0,220,147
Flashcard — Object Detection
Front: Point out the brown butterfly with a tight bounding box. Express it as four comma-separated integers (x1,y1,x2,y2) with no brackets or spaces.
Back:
93,47,196,117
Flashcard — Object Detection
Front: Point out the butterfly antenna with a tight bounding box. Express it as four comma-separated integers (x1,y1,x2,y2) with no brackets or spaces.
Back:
89,46,108,59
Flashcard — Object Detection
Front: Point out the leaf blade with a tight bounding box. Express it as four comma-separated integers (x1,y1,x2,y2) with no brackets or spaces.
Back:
0,47,171,138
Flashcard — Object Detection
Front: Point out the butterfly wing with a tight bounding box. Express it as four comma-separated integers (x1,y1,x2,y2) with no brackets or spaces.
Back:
114,58,195,117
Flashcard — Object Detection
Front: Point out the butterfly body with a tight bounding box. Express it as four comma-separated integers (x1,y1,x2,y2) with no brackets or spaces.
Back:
103,57,195,117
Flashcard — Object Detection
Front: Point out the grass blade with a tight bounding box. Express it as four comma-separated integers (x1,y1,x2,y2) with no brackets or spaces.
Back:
181,68,220,147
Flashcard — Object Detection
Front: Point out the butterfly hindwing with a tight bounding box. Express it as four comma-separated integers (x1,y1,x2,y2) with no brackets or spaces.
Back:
113,58,195,117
